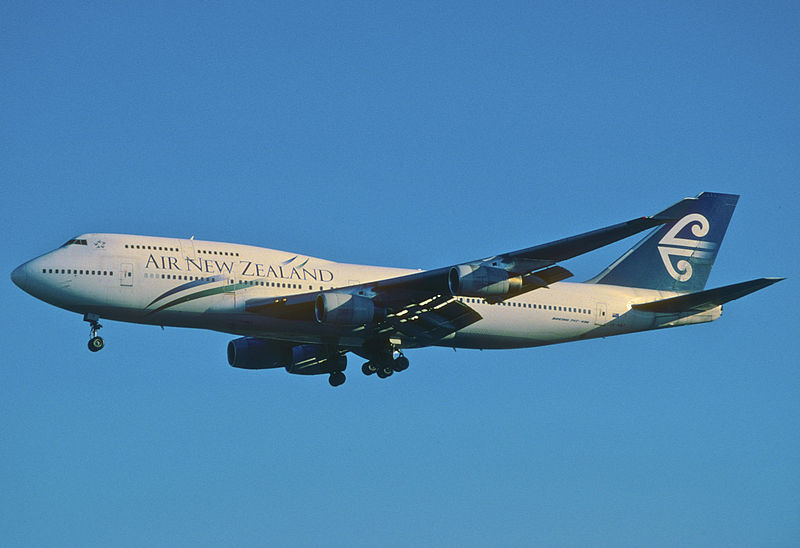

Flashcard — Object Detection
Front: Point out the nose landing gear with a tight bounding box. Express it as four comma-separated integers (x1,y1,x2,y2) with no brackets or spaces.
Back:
84,313,104,352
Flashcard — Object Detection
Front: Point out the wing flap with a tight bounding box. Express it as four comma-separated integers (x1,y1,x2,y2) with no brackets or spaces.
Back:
389,296,482,343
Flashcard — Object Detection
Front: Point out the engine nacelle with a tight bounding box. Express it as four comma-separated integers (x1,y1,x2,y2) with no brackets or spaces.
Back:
315,293,376,325
227,338,347,375
448,265,522,297
227,337,291,370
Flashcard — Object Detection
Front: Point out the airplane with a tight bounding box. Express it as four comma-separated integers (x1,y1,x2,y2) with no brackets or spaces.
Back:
11,192,782,387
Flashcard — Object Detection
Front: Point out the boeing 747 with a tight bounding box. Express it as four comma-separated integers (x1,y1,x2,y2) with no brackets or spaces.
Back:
11,192,782,386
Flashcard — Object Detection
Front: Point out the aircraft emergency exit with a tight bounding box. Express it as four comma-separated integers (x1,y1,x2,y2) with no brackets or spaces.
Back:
11,192,782,386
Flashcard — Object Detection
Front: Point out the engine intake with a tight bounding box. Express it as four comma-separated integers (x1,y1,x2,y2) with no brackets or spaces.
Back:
227,337,291,369
315,293,376,325
448,265,522,297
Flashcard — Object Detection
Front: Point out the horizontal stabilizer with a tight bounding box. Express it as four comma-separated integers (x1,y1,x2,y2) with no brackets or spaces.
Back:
631,277,784,314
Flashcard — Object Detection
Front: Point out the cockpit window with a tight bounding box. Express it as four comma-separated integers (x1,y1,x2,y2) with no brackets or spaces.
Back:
61,238,88,247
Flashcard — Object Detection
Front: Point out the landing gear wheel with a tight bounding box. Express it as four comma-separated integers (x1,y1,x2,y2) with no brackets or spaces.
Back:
393,356,409,372
88,336,104,352
84,313,104,352
362,362,377,376
328,371,346,387
376,367,393,379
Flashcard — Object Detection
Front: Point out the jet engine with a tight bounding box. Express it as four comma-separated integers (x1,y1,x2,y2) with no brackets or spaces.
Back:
227,337,291,369
448,265,522,297
227,337,347,376
315,293,376,325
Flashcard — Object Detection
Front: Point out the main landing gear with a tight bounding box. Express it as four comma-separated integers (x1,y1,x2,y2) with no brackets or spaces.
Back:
327,354,347,387
84,313,104,352
361,352,409,380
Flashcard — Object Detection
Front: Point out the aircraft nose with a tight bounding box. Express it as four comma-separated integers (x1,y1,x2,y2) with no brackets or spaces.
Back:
11,263,28,289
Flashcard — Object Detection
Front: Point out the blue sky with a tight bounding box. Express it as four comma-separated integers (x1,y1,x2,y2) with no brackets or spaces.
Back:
2,2,798,546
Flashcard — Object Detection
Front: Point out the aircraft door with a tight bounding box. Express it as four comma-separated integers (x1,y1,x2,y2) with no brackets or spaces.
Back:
594,303,607,325
120,263,134,286
221,275,239,308
180,239,196,260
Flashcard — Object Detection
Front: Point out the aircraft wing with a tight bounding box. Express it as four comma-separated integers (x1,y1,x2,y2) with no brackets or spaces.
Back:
245,199,678,344
365,214,666,299
245,291,482,345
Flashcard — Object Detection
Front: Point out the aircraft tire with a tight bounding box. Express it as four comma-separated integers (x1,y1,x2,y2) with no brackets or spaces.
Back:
362,362,376,376
393,356,409,372
88,336,104,352
328,371,346,387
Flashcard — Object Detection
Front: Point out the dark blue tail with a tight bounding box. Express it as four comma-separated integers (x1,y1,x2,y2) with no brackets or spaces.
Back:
588,192,739,292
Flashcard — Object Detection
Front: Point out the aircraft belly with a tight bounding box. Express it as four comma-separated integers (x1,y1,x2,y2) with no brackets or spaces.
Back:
443,307,596,349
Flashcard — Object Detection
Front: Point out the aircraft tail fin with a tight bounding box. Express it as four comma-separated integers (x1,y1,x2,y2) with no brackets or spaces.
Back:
631,277,784,314
588,192,739,292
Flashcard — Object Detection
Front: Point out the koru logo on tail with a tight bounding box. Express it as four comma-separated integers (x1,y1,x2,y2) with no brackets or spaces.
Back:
658,214,716,282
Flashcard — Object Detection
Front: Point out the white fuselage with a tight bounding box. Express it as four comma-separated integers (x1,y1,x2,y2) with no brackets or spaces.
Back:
13,233,721,350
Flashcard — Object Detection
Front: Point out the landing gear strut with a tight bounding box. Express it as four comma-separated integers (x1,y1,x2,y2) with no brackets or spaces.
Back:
84,313,104,352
